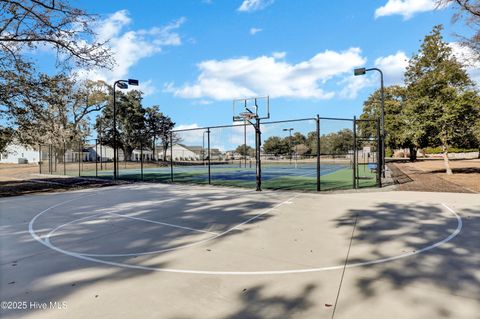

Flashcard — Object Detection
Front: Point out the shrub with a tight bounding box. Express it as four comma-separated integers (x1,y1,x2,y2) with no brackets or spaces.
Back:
423,147,477,154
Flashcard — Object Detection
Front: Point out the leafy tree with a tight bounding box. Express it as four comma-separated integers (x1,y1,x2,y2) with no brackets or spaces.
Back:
144,105,175,160
0,1,113,146
235,144,255,157
96,90,148,161
306,131,318,155
320,129,354,155
404,25,480,174
263,136,289,156
358,85,420,160
290,132,307,146
8,74,108,148
0,126,14,153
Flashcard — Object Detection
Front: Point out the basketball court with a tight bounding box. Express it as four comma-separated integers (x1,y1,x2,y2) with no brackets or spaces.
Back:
1,183,479,318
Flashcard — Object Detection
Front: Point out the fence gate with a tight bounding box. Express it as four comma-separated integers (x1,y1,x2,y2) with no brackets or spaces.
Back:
353,117,381,189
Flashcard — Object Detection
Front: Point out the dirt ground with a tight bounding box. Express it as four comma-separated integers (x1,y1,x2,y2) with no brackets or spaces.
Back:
0,164,119,197
389,159,480,193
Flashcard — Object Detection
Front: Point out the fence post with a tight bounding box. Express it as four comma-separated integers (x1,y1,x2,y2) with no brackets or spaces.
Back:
170,131,174,182
48,145,52,174
255,118,262,191
63,142,66,175
207,128,211,184
95,139,98,177
38,145,42,174
353,116,357,189
78,140,81,177
140,142,144,181
377,118,382,188
99,140,103,171
316,115,320,192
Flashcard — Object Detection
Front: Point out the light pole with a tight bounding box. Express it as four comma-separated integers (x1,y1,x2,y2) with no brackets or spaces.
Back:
354,67,385,178
113,79,139,180
283,128,294,164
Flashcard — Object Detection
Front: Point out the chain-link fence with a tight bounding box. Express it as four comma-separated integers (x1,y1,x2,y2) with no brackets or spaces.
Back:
38,115,381,191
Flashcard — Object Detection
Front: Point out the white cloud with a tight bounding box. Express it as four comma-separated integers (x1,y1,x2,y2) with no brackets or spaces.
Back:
77,11,186,96
272,51,286,59
165,48,366,100
339,51,408,99
374,51,409,85
375,0,444,20
449,42,480,85
175,124,203,145
339,75,374,99
250,27,262,35
238,0,274,12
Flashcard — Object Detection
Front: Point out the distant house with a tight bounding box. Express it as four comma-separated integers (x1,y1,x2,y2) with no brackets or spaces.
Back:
0,142,39,164
131,148,153,161
86,145,125,162
159,144,200,161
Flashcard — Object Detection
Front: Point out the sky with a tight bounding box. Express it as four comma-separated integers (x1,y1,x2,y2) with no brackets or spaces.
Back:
34,0,480,148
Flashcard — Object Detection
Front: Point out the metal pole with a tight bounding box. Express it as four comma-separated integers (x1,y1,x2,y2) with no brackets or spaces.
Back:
244,120,247,168
95,139,98,177
316,115,320,192
365,68,385,178
353,116,357,189
255,118,262,191
288,130,292,164
202,131,205,166
63,142,66,175
49,145,51,173
39,145,42,174
380,71,385,178
78,140,81,177
377,118,382,188
140,142,144,181
207,128,211,184
170,131,174,182
113,82,117,180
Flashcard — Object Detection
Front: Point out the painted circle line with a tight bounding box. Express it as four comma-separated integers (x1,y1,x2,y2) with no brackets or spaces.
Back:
29,192,463,276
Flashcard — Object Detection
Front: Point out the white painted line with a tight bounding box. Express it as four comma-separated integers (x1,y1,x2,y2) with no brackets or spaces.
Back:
33,192,299,258
105,212,218,235
29,191,463,276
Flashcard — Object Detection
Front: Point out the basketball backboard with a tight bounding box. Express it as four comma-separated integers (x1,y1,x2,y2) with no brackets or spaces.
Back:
233,96,270,122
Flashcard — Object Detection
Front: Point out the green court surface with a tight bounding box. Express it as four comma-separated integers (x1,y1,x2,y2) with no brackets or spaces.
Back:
70,164,377,191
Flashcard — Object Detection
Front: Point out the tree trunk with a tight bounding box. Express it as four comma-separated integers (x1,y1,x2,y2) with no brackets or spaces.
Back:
443,145,453,175
408,145,417,162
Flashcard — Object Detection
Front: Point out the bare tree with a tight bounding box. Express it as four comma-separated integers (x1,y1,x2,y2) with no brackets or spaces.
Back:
0,0,113,69
438,1,480,56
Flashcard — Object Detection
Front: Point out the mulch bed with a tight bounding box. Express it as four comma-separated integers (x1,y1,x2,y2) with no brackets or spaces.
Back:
388,162,477,193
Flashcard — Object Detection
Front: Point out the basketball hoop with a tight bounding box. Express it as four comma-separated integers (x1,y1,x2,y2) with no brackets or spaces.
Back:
239,112,257,121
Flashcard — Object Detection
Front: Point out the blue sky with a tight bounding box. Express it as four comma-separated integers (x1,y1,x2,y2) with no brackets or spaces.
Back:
36,0,479,144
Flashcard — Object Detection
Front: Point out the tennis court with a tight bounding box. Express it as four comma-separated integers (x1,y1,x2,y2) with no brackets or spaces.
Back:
71,161,377,191
1,183,478,318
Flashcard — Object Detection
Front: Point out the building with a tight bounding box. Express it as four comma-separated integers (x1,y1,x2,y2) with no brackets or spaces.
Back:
0,142,39,164
159,144,200,161
131,149,153,161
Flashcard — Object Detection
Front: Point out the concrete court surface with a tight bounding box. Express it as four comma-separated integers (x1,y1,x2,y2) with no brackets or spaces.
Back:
0,183,479,319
